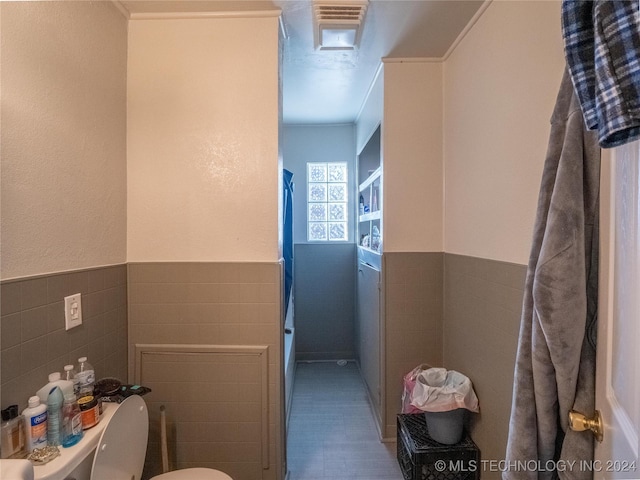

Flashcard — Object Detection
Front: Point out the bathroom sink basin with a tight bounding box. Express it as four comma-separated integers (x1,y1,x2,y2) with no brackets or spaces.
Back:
0,459,35,480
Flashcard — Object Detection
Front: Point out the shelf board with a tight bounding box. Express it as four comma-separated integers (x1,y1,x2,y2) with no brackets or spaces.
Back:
357,245,382,255
359,166,382,192
359,211,381,222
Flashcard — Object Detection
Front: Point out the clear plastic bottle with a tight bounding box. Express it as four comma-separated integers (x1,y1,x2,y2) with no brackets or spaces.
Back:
1,405,26,459
61,393,83,448
36,372,74,404
63,364,80,398
22,396,47,452
46,386,64,446
75,357,95,397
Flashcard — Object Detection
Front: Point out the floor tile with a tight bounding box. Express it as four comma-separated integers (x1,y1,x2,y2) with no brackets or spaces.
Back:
286,362,404,480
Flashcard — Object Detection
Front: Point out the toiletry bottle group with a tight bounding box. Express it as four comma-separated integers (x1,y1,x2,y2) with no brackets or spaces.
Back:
4,356,97,455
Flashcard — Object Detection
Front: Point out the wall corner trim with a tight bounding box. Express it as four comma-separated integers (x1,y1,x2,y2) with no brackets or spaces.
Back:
111,1,130,19
442,0,493,61
355,62,384,126
0,262,127,284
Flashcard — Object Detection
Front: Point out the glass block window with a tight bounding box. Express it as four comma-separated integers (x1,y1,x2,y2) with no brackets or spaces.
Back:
308,162,348,241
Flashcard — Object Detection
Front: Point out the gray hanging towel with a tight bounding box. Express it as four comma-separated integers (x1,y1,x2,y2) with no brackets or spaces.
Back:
504,69,600,480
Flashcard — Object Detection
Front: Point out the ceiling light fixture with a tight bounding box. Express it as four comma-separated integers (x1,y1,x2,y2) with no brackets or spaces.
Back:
313,0,368,51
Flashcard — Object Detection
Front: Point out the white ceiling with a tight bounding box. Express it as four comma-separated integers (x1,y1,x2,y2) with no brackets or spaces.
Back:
277,0,483,124
121,0,484,125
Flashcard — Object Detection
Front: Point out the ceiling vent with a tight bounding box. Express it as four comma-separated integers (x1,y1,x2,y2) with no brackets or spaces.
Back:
313,0,368,50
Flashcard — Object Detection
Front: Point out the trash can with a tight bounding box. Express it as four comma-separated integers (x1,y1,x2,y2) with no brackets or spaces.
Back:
409,368,479,445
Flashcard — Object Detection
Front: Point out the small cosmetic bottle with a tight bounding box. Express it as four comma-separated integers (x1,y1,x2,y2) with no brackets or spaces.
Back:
1,405,27,459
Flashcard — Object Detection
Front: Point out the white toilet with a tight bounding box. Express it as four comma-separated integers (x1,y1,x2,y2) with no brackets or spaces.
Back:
31,395,232,480
93,395,232,480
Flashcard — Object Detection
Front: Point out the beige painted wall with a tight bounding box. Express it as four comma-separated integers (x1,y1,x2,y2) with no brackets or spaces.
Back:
384,60,443,252
127,15,281,263
355,60,443,253
443,0,566,265
0,1,127,280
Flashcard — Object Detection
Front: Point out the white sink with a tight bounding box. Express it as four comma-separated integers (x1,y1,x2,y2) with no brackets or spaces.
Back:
0,459,35,480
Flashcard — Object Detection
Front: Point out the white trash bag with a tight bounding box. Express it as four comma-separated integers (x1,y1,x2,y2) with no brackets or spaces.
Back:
409,368,479,445
410,368,479,413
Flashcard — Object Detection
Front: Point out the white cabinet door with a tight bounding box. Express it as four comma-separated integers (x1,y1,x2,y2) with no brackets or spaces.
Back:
357,261,381,427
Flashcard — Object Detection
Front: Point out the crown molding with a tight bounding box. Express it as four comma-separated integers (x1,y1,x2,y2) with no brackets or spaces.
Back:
128,9,281,20
382,57,442,64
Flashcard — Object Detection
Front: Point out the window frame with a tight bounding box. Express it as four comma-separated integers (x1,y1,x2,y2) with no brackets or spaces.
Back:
306,161,349,242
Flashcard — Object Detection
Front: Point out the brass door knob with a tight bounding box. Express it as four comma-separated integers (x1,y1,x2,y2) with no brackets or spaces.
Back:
569,409,603,442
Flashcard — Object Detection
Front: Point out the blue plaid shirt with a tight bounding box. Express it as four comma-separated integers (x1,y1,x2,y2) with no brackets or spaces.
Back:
562,0,640,148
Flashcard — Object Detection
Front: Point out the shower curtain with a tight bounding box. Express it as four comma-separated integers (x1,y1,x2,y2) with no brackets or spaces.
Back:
504,69,600,480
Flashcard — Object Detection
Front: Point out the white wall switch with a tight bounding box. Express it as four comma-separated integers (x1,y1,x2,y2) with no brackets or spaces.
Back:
64,293,83,330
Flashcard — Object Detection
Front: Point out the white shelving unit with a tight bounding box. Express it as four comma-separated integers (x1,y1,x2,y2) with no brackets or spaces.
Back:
355,125,382,429
358,166,382,255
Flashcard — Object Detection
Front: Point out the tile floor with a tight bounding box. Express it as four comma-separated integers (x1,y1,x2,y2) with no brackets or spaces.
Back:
286,361,404,480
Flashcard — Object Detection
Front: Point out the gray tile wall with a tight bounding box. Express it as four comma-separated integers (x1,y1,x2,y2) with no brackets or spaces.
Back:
1,265,128,410
383,252,444,439
127,262,283,480
0,255,525,477
294,244,356,361
443,254,526,479
380,252,525,463
138,347,269,479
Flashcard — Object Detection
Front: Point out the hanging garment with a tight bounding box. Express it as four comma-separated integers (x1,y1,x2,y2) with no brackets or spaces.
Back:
504,69,600,480
562,0,640,148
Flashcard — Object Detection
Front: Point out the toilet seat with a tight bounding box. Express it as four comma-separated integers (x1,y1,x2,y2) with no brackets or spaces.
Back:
91,395,149,480
151,468,233,480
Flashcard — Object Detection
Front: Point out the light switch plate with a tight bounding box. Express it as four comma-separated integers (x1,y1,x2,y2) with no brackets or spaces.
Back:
64,293,82,330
